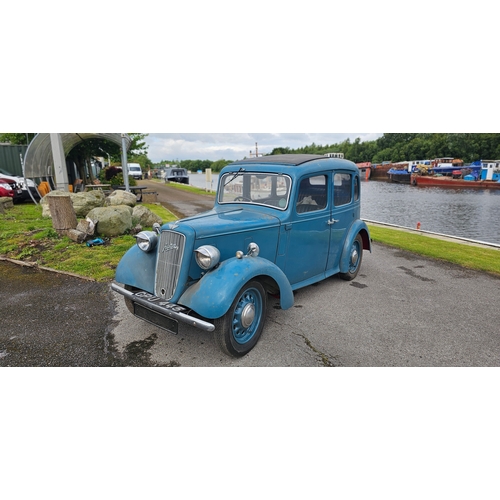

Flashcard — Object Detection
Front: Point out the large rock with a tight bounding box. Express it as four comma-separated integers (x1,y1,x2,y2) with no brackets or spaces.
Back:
71,191,105,217
41,190,105,218
132,205,162,227
105,189,137,207
0,196,14,211
86,205,133,237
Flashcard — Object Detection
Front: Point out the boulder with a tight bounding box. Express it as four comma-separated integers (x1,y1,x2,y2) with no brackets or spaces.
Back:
0,196,14,211
105,189,137,207
86,205,133,237
71,191,105,217
132,205,162,227
41,190,105,218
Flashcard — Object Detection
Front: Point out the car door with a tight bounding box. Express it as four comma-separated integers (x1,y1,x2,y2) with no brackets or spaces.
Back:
284,174,331,286
326,171,358,271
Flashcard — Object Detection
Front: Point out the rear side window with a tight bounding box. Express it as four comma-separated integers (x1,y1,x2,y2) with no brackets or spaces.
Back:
334,173,352,206
296,175,327,213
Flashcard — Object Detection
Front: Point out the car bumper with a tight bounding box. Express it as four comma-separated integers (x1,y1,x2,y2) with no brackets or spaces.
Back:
111,283,215,333
20,187,40,201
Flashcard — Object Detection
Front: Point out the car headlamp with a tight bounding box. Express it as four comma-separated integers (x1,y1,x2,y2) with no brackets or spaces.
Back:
135,231,158,252
195,245,220,270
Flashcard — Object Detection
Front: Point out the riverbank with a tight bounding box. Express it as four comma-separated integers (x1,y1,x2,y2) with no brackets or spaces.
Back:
366,222,500,276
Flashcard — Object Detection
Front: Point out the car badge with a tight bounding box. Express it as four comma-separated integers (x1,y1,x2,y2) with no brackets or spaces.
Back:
162,243,179,253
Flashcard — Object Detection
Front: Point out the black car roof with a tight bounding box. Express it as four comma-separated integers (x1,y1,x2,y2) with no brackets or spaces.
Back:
231,154,329,166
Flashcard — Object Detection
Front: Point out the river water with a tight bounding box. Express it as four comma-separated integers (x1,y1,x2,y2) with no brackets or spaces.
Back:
187,173,500,245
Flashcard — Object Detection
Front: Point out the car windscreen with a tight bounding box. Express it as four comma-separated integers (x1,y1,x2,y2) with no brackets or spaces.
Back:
218,172,291,210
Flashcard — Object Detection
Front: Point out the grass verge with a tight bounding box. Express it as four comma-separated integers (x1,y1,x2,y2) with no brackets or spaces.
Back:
368,224,500,276
149,178,216,196
0,203,176,281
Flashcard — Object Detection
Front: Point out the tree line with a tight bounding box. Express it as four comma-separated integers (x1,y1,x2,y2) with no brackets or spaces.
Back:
270,133,500,164
156,158,232,173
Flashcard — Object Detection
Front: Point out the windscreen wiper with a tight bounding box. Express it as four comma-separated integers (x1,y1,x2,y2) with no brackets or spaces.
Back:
223,167,245,187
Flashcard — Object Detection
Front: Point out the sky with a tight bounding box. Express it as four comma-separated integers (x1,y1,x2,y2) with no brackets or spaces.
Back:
144,133,383,163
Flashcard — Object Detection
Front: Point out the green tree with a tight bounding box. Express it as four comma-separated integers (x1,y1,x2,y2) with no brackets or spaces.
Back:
128,133,149,156
0,133,36,145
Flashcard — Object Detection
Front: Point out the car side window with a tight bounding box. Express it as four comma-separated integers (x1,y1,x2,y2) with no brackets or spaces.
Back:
296,175,327,213
334,173,352,206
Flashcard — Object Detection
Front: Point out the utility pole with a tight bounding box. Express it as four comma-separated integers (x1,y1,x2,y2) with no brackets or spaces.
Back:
250,142,260,158
121,133,130,192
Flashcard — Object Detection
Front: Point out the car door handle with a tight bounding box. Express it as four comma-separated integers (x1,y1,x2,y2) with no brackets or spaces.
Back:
327,219,340,225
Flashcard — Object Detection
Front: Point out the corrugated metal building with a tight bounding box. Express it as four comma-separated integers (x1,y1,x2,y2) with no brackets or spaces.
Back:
0,144,28,176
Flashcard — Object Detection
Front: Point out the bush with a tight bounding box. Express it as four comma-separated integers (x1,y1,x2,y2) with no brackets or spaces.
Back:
99,167,137,186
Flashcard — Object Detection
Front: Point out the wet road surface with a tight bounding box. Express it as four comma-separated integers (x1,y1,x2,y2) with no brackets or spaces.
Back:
0,260,118,366
110,244,500,367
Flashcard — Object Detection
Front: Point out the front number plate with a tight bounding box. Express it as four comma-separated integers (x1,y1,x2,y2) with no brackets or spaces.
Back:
131,291,188,335
134,303,179,335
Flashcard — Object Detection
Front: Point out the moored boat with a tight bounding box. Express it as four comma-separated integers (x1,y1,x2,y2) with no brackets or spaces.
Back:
411,160,500,189
356,162,372,180
387,168,411,184
370,162,399,179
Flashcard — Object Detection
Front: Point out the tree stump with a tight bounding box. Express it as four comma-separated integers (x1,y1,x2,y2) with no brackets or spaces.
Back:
47,193,78,236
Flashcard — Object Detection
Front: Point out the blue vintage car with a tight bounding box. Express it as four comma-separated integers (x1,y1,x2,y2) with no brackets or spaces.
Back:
112,154,371,357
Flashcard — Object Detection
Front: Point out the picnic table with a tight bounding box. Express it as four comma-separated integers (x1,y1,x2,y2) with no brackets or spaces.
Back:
85,184,111,193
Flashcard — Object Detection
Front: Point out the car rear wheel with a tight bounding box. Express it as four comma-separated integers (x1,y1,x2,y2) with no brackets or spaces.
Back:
213,280,267,357
339,233,363,281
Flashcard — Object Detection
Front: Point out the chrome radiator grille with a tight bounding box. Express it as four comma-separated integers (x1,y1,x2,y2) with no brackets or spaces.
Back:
155,230,186,300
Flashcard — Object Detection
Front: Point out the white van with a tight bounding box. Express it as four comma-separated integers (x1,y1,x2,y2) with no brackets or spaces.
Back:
127,163,143,180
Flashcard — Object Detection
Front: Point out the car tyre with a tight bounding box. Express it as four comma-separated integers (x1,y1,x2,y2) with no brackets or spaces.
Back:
213,280,267,357
339,233,363,281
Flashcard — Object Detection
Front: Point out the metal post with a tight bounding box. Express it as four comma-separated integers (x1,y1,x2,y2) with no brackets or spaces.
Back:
121,133,129,192
50,133,70,191
20,152,39,204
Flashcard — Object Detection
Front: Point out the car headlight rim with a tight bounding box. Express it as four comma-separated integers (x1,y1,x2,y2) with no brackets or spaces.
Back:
195,245,220,270
135,231,158,252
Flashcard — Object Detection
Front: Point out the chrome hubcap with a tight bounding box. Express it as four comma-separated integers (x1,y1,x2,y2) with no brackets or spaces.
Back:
351,248,359,266
241,303,255,328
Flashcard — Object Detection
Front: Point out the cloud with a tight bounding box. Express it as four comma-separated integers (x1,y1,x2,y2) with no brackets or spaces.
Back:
145,133,382,162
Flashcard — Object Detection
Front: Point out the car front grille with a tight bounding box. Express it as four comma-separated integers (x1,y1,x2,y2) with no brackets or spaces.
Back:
155,230,186,300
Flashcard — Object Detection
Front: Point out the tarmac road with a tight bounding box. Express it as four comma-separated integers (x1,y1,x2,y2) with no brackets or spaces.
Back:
139,178,215,218
110,242,500,367
1,183,499,367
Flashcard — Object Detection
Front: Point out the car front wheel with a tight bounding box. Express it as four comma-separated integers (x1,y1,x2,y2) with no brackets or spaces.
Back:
213,280,267,357
339,233,363,281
